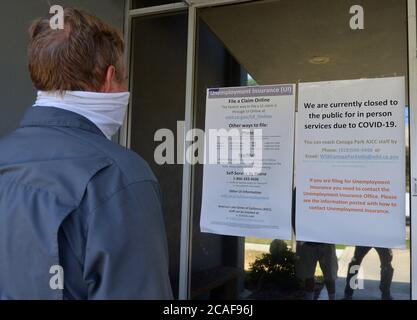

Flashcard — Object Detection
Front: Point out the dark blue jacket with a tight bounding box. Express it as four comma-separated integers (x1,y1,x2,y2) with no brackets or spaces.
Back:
0,106,173,300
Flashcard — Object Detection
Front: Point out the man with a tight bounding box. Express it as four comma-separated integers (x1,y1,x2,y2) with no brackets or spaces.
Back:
295,242,338,300
344,246,394,300
292,189,338,300
0,8,173,299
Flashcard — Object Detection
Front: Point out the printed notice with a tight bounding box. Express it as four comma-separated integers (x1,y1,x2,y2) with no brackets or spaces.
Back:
200,84,295,239
296,77,406,248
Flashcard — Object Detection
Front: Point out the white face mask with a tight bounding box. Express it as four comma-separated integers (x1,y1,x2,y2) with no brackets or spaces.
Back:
34,91,131,140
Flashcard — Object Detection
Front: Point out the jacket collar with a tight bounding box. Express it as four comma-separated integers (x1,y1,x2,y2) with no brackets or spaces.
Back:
20,106,106,138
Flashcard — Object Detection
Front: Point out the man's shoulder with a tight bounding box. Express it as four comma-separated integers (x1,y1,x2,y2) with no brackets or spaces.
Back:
89,137,157,184
0,126,157,202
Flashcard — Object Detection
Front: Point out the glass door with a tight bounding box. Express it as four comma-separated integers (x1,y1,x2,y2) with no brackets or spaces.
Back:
189,0,412,300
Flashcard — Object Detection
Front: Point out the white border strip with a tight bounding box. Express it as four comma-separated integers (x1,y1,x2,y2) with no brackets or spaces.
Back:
408,0,417,300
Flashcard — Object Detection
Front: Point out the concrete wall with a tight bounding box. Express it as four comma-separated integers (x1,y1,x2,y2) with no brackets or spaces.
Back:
0,0,125,138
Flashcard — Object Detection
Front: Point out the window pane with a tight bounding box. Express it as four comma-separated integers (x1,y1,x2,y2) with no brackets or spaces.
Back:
192,0,410,300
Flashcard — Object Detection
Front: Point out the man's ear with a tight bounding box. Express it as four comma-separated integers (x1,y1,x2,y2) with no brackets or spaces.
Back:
101,65,116,93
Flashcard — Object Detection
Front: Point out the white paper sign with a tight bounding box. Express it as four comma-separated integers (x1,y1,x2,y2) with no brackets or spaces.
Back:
296,77,406,248
200,84,295,239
